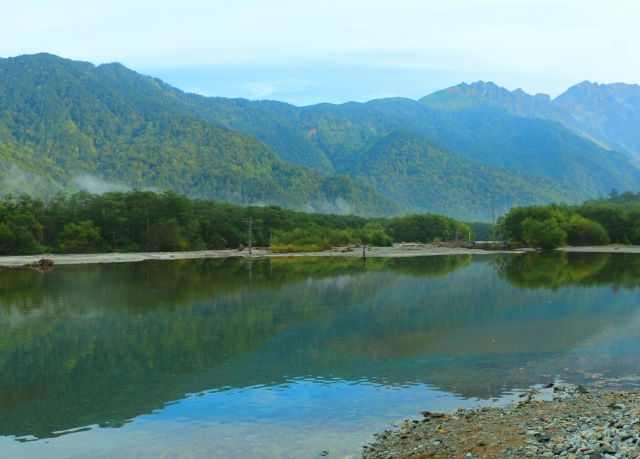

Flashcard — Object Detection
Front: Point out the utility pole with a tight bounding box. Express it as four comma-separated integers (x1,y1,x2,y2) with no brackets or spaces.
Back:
244,218,254,255
491,199,496,241
362,241,367,271
244,218,261,256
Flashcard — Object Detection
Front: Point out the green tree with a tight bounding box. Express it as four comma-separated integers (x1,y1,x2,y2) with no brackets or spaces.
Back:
58,220,103,253
0,223,16,254
150,218,190,251
0,197,44,254
521,217,567,249
386,213,458,243
578,206,629,244
566,215,609,246
358,222,393,247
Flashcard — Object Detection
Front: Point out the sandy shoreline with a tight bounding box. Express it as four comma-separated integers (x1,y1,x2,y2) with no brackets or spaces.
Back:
1,243,639,268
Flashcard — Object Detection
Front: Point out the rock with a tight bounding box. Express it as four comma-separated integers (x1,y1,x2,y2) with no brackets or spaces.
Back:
362,385,640,459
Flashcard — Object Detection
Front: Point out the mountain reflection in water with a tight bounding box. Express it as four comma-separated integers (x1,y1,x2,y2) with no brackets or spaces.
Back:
0,252,639,450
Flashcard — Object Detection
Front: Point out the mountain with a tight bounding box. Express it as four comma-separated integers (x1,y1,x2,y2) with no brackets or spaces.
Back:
0,53,399,216
554,81,640,163
0,53,639,221
172,84,640,211
419,81,559,117
342,129,583,218
421,80,640,164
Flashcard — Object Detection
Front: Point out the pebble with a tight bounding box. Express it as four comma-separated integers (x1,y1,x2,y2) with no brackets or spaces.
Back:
361,384,640,458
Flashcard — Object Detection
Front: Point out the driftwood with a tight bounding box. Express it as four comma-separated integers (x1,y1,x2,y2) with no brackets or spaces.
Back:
473,241,512,250
433,241,512,250
24,258,55,269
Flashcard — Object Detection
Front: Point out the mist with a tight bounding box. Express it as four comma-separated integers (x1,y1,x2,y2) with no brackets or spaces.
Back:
304,197,354,216
0,163,61,200
73,174,131,194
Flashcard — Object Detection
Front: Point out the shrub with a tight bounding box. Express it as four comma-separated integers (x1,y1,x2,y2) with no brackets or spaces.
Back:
522,217,567,249
566,215,609,246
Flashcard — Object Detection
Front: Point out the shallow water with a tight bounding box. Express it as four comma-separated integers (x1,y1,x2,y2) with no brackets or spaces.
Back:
1,252,639,458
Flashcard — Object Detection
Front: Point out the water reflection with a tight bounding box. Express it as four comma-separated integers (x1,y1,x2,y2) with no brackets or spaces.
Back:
0,253,639,454
494,251,640,289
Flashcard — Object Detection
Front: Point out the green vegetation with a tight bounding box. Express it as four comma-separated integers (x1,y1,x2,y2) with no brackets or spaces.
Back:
271,222,392,252
0,54,399,218
386,213,475,243
422,80,640,168
291,98,640,219
338,129,581,220
496,191,640,249
494,251,640,290
2,54,639,222
0,190,472,255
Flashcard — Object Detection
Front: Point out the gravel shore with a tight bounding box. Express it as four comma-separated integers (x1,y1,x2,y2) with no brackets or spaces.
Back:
2,243,639,268
362,384,640,459
0,243,513,267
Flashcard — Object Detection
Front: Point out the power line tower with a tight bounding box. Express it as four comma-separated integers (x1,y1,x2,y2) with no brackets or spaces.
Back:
491,199,496,241
243,218,260,256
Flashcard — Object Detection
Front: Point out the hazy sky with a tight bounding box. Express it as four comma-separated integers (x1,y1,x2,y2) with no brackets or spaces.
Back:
2,0,638,106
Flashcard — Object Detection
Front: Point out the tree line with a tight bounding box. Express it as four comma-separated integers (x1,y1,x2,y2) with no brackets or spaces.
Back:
0,190,480,255
497,191,640,249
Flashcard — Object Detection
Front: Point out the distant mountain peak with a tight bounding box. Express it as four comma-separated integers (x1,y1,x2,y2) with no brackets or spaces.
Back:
468,80,502,91
420,79,640,164
556,80,602,99
422,80,563,105
419,81,556,120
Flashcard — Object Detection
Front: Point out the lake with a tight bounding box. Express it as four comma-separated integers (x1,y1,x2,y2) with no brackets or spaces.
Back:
1,252,639,458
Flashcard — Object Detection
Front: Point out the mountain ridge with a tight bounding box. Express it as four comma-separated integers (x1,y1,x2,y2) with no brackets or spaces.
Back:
0,53,639,221
0,53,400,216
421,80,640,163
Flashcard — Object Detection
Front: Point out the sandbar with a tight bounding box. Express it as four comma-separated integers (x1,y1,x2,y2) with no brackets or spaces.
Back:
1,243,637,268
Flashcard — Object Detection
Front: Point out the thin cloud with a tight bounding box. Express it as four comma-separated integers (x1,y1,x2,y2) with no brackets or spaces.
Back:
1,0,638,104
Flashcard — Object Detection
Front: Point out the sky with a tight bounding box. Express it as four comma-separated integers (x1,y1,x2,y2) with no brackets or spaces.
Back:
2,0,639,106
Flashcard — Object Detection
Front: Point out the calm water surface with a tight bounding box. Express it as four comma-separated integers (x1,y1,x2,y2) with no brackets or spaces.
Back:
1,252,639,458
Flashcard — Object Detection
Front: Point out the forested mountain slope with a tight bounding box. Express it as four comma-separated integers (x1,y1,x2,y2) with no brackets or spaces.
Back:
0,54,398,216
297,98,640,198
343,129,583,219
1,53,639,220
422,80,640,164
168,82,640,212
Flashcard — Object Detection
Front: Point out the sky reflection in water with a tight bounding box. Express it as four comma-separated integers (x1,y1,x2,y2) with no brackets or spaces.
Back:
1,252,639,458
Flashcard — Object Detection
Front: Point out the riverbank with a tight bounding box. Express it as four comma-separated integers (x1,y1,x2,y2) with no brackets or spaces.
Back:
362,384,640,459
0,242,513,268
2,243,638,268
